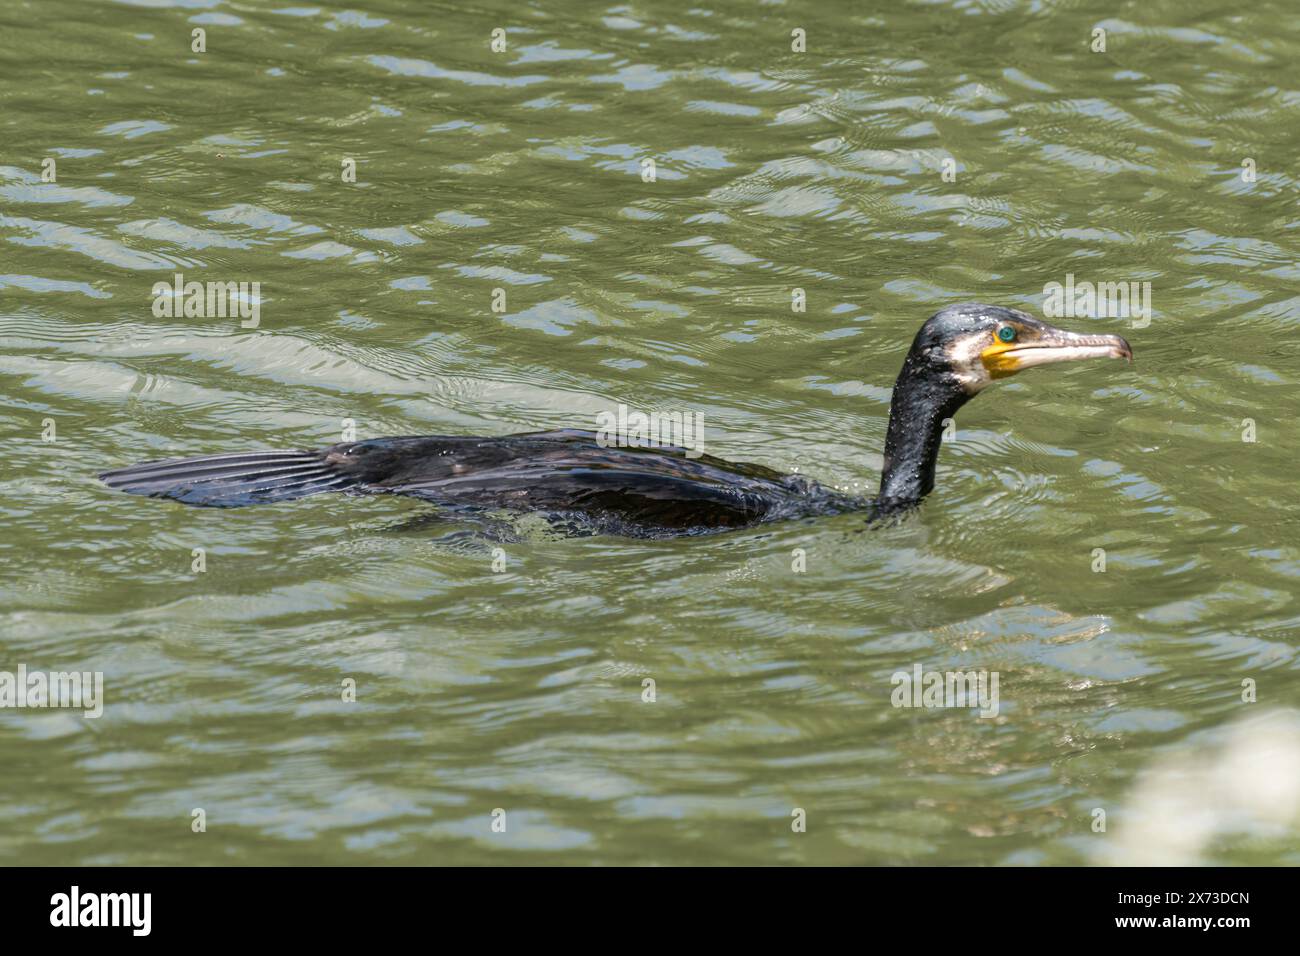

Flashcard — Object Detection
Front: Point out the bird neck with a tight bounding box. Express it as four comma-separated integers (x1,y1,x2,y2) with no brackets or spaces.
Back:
878,358,971,505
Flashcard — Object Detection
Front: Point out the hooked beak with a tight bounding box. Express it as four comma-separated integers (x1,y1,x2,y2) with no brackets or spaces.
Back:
982,324,1133,378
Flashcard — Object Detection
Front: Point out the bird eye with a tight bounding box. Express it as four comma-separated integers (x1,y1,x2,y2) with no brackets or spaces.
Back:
997,326,1017,343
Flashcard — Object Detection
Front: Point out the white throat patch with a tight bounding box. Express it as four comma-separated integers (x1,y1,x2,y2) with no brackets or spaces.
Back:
945,336,995,394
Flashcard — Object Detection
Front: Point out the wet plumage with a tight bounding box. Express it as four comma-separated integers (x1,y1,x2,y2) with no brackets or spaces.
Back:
101,304,1132,538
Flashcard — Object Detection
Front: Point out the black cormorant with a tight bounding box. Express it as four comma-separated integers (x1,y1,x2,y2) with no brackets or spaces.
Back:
100,304,1132,537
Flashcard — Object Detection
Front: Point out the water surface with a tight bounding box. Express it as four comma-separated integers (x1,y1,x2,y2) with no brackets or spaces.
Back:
1,0,1298,864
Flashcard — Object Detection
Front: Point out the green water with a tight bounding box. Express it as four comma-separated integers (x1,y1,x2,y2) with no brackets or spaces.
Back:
2,0,1298,865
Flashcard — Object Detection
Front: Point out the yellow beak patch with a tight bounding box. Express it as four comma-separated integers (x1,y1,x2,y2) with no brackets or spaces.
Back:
980,341,1022,378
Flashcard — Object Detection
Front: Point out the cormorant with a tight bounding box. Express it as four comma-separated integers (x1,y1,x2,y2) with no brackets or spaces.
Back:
100,304,1132,537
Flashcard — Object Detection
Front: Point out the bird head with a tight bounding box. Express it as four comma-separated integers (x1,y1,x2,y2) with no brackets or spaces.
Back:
905,302,1132,395
877,302,1134,506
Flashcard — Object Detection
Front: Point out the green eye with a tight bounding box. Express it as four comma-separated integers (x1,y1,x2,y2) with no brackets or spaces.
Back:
997,326,1017,343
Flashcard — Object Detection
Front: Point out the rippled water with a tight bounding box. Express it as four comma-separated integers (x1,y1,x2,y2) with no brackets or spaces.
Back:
2,0,1298,865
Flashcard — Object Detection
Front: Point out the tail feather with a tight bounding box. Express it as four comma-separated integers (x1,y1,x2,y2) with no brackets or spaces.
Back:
106,458,325,483
99,449,357,507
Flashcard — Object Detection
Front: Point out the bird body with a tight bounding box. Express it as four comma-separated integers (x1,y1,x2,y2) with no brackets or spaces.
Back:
101,430,864,537
101,304,1132,538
